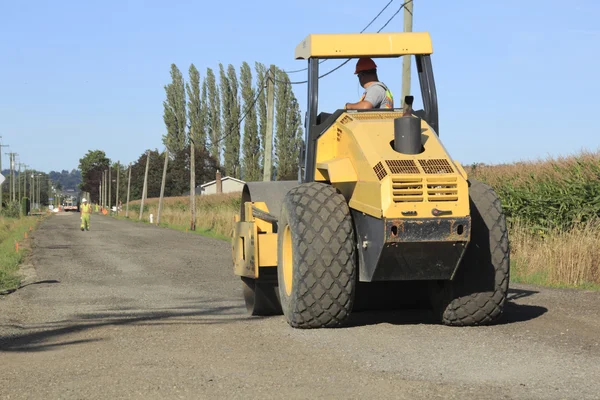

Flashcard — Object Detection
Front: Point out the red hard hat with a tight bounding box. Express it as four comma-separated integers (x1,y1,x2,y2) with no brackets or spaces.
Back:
354,57,377,74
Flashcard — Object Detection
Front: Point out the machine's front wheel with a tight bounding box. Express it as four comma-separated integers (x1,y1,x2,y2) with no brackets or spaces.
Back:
434,179,510,326
277,182,356,328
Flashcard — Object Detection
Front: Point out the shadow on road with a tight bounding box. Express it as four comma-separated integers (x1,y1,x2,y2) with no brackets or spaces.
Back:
507,288,539,301
18,280,60,289
0,302,247,353
344,287,547,328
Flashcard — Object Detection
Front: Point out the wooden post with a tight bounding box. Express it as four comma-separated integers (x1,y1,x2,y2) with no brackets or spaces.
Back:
263,65,275,181
108,163,112,212
139,151,150,221
125,163,132,218
116,161,120,215
190,141,196,231
157,148,169,225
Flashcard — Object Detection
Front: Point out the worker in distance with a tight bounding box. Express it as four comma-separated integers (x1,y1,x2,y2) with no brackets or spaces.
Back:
345,57,394,110
80,198,92,231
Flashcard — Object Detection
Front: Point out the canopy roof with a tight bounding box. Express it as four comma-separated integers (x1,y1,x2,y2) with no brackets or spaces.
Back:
294,32,433,60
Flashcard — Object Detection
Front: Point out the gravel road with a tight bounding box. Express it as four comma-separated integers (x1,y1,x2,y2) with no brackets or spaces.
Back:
1,213,599,399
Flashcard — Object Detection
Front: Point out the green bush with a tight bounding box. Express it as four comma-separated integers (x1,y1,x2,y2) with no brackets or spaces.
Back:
1,201,21,219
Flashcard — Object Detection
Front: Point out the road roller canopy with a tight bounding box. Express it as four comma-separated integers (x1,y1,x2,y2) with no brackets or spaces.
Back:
294,32,433,60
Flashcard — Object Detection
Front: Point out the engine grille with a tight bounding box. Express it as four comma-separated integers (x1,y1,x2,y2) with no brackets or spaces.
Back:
419,159,454,174
392,177,458,203
339,115,353,125
392,177,424,202
427,177,458,202
386,160,420,174
351,112,403,121
373,162,388,180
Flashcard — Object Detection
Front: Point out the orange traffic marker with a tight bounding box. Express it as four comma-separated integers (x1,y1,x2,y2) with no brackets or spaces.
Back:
24,232,28,239
15,242,19,253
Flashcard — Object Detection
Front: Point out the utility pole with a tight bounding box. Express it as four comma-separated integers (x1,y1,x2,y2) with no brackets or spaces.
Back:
8,153,12,202
139,151,150,221
6,152,13,202
103,170,107,209
30,172,33,209
263,65,275,181
158,148,169,226
401,0,413,108
0,139,8,211
17,163,21,201
13,154,18,202
190,141,196,231
101,170,103,208
125,163,131,218
108,163,112,212
31,173,35,209
22,165,27,202
101,170,104,208
116,161,120,215
100,171,103,208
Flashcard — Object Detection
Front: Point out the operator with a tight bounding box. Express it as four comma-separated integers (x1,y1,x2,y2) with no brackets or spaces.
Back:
345,57,394,110
80,198,92,231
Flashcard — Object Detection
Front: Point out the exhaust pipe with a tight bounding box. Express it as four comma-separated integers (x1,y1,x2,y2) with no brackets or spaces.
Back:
394,96,422,155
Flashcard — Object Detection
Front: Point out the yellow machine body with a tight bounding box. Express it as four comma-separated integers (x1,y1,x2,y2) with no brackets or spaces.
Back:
234,31,471,283
313,111,470,220
234,110,472,281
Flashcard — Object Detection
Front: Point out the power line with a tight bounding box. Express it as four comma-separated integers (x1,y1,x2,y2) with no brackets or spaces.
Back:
279,0,413,84
360,0,396,33
283,0,397,75
377,0,412,32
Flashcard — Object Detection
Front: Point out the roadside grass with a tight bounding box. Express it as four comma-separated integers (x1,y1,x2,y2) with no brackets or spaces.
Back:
509,220,600,290
114,192,239,241
0,216,40,292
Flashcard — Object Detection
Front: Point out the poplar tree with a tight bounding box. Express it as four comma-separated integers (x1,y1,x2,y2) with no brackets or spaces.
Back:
186,63,203,230
240,62,261,181
255,62,268,173
224,64,241,178
274,69,303,180
206,68,221,165
200,78,208,150
219,64,231,174
162,64,187,152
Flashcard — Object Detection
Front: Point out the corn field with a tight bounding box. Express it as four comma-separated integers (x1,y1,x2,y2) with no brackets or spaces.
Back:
466,151,600,231
468,151,600,288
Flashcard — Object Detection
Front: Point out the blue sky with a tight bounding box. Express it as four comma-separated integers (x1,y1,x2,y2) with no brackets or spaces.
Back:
1,0,599,173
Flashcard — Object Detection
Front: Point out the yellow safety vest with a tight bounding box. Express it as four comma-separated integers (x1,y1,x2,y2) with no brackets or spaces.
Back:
81,204,92,214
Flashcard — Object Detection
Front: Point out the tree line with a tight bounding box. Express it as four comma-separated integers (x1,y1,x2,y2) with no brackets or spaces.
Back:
78,61,304,208
163,62,303,181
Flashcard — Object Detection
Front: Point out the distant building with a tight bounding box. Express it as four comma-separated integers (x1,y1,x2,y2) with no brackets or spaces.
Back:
200,170,244,195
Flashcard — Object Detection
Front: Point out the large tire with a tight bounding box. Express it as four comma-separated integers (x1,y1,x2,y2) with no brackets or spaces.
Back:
277,182,356,328
434,179,510,326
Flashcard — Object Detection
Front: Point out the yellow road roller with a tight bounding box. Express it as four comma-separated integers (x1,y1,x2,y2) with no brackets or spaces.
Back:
232,32,510,328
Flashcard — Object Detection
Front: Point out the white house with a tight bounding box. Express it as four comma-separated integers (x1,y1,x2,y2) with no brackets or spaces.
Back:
200,171,245,195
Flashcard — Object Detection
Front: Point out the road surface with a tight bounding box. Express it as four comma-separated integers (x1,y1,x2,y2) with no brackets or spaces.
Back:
1,213,599,399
